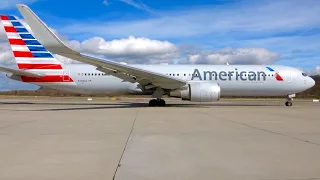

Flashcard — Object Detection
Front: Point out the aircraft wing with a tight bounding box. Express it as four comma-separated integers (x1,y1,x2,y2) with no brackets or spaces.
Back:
17,4,186,90
0,66,42,78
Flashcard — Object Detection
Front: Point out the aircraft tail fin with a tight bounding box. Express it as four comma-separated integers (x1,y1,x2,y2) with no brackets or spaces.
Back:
0,15,63,70
16,4,76,55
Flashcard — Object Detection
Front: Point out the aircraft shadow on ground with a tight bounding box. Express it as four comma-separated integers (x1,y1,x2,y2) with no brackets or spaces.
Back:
0,101,280,111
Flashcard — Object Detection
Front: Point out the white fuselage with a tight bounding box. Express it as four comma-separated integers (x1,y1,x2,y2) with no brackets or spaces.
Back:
19,64,315,97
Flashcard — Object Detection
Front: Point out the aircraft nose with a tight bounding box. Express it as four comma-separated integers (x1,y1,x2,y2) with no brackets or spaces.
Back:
308,77,315,88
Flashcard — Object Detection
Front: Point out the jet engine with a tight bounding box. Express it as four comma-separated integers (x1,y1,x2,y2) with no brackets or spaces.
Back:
169,82,221,102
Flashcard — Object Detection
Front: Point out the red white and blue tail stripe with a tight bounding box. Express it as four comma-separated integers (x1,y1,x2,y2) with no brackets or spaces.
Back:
0,15,74,83
1,15,62,70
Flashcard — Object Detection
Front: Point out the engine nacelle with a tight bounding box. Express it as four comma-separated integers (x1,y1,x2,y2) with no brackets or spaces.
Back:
169,82,221,102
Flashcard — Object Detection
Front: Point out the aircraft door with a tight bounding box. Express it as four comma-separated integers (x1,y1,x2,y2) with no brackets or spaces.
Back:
63,70,70,81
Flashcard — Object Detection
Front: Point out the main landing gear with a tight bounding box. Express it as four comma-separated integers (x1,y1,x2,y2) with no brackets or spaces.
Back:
285,94,295,107
149,99,166,107
149,88,166,107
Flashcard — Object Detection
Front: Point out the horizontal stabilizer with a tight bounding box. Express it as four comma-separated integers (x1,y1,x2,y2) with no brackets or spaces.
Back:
0,66,42,78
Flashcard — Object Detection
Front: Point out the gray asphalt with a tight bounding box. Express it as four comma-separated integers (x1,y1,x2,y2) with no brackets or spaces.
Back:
0,98,319,180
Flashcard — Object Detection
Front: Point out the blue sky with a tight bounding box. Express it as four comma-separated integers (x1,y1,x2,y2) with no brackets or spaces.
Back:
1,0,320,67
0,0,319,90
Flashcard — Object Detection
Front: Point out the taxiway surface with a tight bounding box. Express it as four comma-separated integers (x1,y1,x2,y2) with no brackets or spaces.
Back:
0,97,319,180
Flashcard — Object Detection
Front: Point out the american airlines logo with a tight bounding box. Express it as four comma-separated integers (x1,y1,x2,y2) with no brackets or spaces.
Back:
266,67,284,81
191,67,283,81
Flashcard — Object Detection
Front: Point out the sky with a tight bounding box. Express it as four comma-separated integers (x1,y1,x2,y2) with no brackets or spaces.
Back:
0,0,320,90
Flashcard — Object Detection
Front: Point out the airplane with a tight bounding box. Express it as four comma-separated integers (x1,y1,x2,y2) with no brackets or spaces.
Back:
0,4,315,107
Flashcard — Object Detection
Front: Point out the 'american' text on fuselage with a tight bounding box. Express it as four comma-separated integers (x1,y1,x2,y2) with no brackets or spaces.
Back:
191,69,267,81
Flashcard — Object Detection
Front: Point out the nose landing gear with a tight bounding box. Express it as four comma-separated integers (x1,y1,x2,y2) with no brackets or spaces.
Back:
285,101,292,107
285,94,295,107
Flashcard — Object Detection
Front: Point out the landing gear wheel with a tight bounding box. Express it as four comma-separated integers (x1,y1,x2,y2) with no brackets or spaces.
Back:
148,99,166,107
158,99,166,107
285,101,292,107
149,99,158,107
285,94,295,107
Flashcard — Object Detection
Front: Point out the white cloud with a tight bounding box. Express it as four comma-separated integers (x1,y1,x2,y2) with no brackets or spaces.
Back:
184,48,280,65
102,0,109,6
300,66,320,76
119,0,153,12
80,36,179,64
0,0,38,10
81,36,178,56
0,42,15,65
58,35,180,64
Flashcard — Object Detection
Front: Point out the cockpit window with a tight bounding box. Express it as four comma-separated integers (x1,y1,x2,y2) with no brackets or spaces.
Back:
302,73,308,76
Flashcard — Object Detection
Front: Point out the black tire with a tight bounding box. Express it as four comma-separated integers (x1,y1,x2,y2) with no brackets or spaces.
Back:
285,101,292,107
149,99,157,107
158,99,166,107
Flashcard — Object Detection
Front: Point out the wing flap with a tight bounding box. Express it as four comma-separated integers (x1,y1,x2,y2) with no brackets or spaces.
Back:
17,4,186,90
